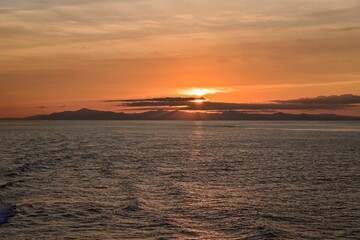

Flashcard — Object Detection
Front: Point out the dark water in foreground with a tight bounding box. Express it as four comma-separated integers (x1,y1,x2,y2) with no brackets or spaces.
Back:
0,121,359,239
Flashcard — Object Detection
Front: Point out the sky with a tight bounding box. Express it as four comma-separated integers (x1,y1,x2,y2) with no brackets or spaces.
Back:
1,0,360,117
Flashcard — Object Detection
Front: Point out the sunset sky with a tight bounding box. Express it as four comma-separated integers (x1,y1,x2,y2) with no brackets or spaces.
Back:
1,0,360,117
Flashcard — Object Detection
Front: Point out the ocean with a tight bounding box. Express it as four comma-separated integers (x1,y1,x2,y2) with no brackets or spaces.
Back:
0,121,359,239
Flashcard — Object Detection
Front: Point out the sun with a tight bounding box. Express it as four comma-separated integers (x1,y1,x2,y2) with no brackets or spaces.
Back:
179,88,224,97
193,99,207,103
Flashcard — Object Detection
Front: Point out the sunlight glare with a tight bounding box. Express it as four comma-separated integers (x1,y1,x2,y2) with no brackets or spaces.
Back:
193,99,206,103
179,88,230,97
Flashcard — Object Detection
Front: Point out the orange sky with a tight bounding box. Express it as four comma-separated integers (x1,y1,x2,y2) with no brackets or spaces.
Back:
1,0,360,117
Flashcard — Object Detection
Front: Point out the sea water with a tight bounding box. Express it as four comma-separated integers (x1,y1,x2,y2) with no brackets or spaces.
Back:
0,121,359,239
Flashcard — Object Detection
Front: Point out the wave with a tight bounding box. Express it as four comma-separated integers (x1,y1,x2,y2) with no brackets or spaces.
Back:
218,125,360,132
0,202,16,226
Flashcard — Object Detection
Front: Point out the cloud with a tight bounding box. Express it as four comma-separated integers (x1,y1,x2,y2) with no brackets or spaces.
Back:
332,26,360,32
36,105,67,109
105,97,206,103
108,97,207,107
113,94,359,111
273,94,360,105
181,102,346,111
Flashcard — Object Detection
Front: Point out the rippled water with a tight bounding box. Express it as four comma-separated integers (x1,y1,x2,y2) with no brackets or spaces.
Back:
0,121,359,239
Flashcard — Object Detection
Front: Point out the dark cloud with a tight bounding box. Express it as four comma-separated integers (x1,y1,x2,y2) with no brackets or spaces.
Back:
37,105,67,109
273,94,360,105
183,102,344,111
122,106,277,113
109,97,207,107
123,101,188,107
112,94,359,111
105,97,206,103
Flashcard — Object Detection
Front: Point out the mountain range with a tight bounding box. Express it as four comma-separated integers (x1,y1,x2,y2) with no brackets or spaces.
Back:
7,108,359,120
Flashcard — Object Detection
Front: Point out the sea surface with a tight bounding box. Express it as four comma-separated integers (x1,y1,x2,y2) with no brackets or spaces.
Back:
0,121,359,240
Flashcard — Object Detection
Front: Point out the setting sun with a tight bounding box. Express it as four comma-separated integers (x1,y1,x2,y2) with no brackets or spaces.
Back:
193,98,208,103
179,88,230,97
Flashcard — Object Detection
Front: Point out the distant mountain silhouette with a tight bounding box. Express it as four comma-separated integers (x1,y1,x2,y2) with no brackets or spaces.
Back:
18,108,360,120
23,108,127,120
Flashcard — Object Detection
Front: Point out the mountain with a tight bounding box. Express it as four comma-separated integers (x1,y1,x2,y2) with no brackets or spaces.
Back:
24,108,128,120
19,108,360,120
